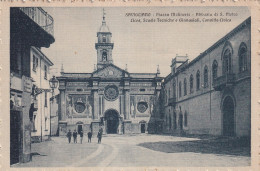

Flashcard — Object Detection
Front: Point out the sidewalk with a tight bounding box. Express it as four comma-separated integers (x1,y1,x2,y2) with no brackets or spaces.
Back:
13,136,100,167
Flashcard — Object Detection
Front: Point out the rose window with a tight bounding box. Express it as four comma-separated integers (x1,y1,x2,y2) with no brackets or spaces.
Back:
104,85,119,101
137,102,148,113
74,102,86,113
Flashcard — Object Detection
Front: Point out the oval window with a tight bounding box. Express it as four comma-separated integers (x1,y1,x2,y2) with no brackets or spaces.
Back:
104,85,119,101
74,102,86,113
137,102,148,113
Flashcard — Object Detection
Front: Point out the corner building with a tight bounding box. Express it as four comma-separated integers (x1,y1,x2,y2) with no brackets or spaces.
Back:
57,14,163,136
161,17,251,137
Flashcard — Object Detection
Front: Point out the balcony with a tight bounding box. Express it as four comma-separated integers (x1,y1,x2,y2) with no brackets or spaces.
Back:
168,97,176,106
213,74,236,91
11,7,55,47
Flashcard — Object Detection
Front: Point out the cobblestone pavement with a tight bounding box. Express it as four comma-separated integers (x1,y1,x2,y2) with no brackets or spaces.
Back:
13,134,250,167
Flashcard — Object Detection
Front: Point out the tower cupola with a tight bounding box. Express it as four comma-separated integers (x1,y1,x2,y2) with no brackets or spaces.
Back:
95,9,114,69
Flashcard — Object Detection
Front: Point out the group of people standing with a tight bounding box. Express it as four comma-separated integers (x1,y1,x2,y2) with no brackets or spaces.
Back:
66,128,103,144
66,130,85,144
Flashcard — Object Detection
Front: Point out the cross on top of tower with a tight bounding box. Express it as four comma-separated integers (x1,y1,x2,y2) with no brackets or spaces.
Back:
102,8,106,24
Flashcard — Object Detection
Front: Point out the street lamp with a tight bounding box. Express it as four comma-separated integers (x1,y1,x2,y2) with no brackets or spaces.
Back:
49,76,58,138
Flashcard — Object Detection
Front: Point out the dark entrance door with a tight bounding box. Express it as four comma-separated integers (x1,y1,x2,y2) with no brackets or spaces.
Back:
10,110,21,165
141,123,145,133
105,110,119,134
78,125,83,134
223,96,235,136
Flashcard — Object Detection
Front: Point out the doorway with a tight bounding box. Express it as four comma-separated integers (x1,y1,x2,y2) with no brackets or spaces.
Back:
77,125,83,134
223,96,235,136
10,110,21,165
141,123,145,133
105,110,119,134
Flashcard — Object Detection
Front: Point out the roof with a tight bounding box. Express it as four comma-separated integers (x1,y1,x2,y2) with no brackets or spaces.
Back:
31,46,54,66
99,19,110,33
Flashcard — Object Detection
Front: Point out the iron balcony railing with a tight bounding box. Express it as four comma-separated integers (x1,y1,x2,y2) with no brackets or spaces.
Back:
19,7,54,37
213,73,236,90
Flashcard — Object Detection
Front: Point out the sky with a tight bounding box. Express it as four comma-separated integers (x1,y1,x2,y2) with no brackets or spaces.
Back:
41,7,250,77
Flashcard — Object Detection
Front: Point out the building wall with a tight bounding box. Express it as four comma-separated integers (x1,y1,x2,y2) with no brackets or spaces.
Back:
30,47,52,141
161,18,251,137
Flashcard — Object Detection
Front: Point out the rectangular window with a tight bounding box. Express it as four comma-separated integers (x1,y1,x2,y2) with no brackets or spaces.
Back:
44,65,47,79
44,91,47,107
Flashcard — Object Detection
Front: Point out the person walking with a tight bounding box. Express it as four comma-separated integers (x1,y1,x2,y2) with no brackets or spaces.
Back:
99,127,103,135
66,130,72,143
73,129,78,143
97,131,102,144
87,131,92,143
79,130,84,144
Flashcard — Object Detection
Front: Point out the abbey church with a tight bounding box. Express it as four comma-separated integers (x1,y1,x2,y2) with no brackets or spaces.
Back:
57,9,251,138
57,12,163,135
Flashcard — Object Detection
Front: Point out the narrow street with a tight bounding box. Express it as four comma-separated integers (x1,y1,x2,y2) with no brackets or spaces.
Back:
13,134,250,167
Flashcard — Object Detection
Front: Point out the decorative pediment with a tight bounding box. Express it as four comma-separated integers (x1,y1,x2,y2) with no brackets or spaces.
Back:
93,64,129,78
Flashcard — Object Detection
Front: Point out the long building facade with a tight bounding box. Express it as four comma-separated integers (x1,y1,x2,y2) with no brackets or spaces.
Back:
160,17,251,137
57,14,163,136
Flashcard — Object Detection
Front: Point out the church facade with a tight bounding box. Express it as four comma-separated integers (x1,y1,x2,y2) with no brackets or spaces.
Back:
57,14,163,136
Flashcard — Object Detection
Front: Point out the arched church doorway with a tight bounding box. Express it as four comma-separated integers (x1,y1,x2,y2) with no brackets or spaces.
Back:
222,96,235,136
105,109,119,134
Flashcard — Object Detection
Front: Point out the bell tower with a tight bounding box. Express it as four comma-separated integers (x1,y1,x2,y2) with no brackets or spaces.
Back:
95,9,114,70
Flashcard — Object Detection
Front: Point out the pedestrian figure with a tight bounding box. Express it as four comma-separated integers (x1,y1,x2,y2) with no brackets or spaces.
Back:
99,127,103,135
87,131,92,143
79,130,84,144
73,129,77,143
67,130,72,143
97,131,102,144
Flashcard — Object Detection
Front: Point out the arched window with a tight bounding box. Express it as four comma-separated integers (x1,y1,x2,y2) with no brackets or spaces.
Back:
204,66,208,88
190,74,193,94
184,78,187,96
239,43,247,72
223,49,232,75
212,60,218,80
102,35,106,43
102,51,107,61
184,111,188,127
196,70,200,90
179,81,182,97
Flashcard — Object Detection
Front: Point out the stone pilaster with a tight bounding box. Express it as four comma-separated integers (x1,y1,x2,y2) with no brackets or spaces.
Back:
93,90,99,119
124,90,130,120
59,90,66,121
58,80,66,121
92,78,100,120
91,121,100,136
123,120,132,134
123,77,130,120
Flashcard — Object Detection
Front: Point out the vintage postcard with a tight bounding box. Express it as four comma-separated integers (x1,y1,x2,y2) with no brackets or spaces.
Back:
0,1,259,170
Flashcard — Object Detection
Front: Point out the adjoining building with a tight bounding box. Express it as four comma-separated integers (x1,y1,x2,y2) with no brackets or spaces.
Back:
10,7,55,164
160,17,251,137
30,47,54,142
57,12,163,136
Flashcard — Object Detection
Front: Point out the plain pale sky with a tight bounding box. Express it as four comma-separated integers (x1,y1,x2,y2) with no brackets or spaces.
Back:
42,7,250,77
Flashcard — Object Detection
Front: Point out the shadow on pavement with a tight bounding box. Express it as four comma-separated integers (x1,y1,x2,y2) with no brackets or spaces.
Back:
30,152,47,157
138,136,250,157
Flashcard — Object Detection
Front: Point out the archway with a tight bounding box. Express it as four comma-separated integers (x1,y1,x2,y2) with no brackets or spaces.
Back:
222,96,235,136
104,109,119,134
